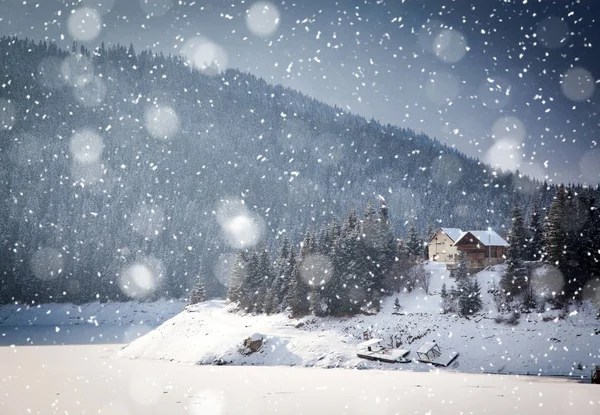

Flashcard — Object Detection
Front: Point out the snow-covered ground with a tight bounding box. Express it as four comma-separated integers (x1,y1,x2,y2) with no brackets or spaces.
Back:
2,343,599,414
2,263,599,379
1,264,600,413
119,263,600,379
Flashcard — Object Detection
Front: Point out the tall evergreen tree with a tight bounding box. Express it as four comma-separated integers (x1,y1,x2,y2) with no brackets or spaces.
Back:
564,187,600,299
271,237,291,311
240,252,261,313
254,249,273,313
458,279,482,316
449,251,482,316
451,250,469,281
282,248,297,309
188,279,206,305
287,248,310,317
501,203,528,298
227,250,248,304
310,283,327,317
543,184,586,301
386,240,412,293
373,202,396,298
544,185,567,268
440,283,451,313
406,222,422,258
525,201,544,261
342,209,359,234
361,201,382,310
322,239,346,315
587,192,600,284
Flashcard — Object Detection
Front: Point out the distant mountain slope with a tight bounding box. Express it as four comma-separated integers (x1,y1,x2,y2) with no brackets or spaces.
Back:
0,37,553,303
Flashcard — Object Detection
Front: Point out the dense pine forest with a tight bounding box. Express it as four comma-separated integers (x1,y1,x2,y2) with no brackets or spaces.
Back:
0,36,587,305
219,183,600,317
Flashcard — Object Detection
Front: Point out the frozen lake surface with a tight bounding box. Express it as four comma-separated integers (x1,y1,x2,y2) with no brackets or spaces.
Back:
1,337,599,414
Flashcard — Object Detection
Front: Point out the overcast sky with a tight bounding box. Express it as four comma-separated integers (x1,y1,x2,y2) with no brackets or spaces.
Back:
1,0,599,184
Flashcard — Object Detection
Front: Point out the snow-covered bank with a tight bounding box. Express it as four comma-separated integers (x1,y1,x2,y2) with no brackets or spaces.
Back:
119,263,600,379
0,299,184,345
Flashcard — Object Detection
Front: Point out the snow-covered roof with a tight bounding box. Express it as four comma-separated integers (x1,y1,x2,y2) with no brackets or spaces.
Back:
357,339,383,348
440,228,463,242
453,230,509,247
429,228,463,242
417,341,439,354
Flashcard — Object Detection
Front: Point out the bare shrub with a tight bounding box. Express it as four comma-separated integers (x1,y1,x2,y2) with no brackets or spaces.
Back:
407,264,428,293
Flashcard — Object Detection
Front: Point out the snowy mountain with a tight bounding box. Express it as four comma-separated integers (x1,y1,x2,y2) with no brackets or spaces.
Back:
0,37,556,304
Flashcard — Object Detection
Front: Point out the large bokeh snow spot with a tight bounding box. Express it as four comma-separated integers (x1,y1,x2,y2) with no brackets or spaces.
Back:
561,67,595,101
224,215,263,249
530,265,564,300
246,1,280,38
181,37,229,76
298,254,333,287
119,256,165,299
216,200,265,249
67,8,102,42
492,116,526,142
214,253,236,286
579,149,600,185
69,129,103,164
417,19,444,54
582,278,600,307
74,77,106,107
30,248,64,281
144,105,180,140
425,71,459,105
434,28,468,64
536,16,569,49
61,54,94,88
485,139,521,172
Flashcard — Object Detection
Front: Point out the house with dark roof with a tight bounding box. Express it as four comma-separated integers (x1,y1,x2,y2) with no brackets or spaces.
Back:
427,228,463,263
450,230,509,271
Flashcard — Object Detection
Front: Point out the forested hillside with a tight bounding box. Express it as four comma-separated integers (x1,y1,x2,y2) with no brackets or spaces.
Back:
0,37,558,304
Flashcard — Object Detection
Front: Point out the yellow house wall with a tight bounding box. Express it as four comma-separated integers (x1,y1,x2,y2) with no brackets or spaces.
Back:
428,232,459,263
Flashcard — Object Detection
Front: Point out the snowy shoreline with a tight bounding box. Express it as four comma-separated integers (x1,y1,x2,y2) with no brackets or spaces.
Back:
115,263,600,379
116,299,600,380
2,263,599,379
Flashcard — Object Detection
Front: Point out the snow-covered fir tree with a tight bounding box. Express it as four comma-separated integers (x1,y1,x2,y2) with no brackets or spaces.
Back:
501,203,529,299
458,279,482,316
227,250,248,304
405,222,422,258
287,249,310,317
188,279,206,305
525,201,544,261
544,185,568,269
